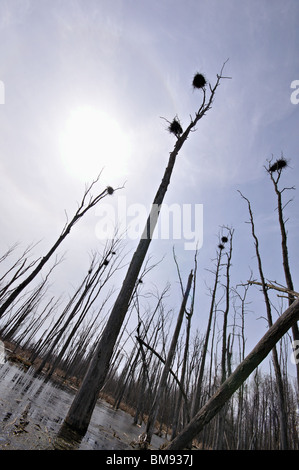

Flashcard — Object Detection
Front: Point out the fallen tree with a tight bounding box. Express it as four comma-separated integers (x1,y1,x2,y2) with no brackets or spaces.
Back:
167,296,299,450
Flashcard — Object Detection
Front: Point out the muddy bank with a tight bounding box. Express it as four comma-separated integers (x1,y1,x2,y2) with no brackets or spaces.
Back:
0,361,168,450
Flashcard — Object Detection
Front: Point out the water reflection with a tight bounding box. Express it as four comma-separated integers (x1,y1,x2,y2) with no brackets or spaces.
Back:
54,422,85,450
0,362,166,450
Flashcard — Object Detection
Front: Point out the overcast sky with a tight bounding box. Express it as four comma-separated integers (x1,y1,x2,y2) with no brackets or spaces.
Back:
0,0,298,373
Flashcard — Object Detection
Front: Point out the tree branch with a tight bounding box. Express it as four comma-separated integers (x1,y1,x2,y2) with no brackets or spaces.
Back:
245,279,299,298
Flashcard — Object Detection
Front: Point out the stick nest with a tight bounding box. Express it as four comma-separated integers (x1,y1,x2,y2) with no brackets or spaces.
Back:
268,158,288,173
168,118,183,138
192,73,207,89
107,186,114,195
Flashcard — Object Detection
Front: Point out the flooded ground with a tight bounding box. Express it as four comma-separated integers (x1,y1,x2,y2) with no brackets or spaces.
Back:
0,361,167,450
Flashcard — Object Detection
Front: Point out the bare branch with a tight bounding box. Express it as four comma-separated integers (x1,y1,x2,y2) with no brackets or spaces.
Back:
246,279,299,298
0,175,122,318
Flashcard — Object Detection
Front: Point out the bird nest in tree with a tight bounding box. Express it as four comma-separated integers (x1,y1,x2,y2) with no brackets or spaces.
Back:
268,158,288,173
192,73,207,89
168,118,183,138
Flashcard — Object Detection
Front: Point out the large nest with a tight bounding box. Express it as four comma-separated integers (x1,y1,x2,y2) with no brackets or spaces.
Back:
192,73,207,90
168,118,183,138
268,158,288,173
106,186,114,195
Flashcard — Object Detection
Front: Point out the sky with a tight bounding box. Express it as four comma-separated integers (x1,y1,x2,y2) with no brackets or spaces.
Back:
0,0,299,377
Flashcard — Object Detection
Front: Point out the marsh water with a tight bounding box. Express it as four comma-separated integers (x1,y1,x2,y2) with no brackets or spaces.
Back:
0,362,166,450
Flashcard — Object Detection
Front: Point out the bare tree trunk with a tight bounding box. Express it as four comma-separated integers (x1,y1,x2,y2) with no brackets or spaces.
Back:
59,64,227,437
167,296,299,450
0,243,40,302
135,336,189,411
267,163,299,393
171,249,198,440
171,298,193,439
133,348,148,425
144,270,193,446
133,287,169,424
234,281,251,448
37,246,118,377
191,244,223,417
216,228,234,449
0,262,54,340
239,191,289,449
220,229,234,384
0,177,115,319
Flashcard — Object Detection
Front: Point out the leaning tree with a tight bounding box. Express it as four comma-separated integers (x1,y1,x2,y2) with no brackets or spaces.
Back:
59,62,230,438
0,176,117,319
167,296,299,449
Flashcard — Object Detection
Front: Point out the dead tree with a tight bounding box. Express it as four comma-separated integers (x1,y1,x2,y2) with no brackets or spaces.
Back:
238,191,289,450
266,157,299,393
232,280,251,449
132,288,166,424
171,248,198,440
135,336,190,418
0,243,40,303
0,257,60,340
35,242,120,378
0,176,117,319
59,62,229,437
133,286,170,424
15,296,60,351
219,228,234,384
167,295,299,449
144,270,193,446
216,227,234,449
191,241,224,417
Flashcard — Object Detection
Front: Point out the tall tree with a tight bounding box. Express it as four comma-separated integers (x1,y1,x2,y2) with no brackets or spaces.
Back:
171,248,198,440
0,176,116,319
167,296,299,450
266,157,299,392
216,227,234,449
238,191,289,449
191,241,223,417
35,241,120,378
59,63,229,437
144,270,193,446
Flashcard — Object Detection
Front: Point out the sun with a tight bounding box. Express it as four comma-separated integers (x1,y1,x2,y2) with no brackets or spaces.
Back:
59,106,131,183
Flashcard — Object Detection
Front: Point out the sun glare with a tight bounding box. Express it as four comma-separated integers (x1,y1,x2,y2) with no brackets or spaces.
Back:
60,106,131,183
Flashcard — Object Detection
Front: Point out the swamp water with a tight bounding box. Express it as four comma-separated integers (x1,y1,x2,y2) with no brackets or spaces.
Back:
0,362,166,450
